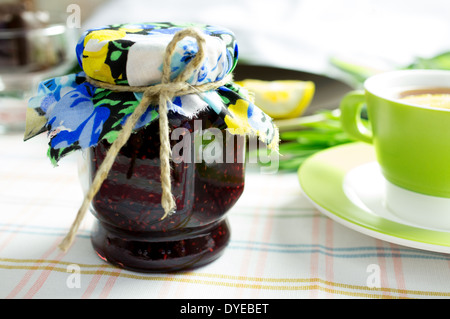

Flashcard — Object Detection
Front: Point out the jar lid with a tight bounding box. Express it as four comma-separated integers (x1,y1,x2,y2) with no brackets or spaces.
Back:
76,22,238,86
24,22,279,165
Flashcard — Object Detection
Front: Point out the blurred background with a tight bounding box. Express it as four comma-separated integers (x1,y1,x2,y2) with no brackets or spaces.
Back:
34,0,450,75
2,0,450,168
4,0,450,79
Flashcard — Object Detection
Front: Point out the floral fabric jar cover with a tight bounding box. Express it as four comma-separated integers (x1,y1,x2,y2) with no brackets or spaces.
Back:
24,22,279,165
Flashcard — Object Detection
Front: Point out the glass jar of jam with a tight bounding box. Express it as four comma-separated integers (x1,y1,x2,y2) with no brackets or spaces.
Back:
25,22,279,273
87,110,245,272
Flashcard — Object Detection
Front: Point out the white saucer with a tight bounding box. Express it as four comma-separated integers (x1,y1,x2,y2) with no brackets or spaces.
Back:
298,142,450,254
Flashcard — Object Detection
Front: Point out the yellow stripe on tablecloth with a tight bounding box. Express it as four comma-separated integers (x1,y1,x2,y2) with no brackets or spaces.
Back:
0,258,449,299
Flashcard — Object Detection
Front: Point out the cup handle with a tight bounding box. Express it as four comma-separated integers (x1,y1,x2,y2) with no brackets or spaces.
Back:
339,91,373,144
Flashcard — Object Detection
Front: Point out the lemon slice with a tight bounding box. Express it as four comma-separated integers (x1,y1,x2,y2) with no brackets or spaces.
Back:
235,79,315,119
400,94,450,110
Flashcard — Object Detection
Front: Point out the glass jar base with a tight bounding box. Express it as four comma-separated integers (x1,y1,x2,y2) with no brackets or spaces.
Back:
91,218,231,273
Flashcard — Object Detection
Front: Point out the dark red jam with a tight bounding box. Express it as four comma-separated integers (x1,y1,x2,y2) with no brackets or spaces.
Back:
89,110,245,272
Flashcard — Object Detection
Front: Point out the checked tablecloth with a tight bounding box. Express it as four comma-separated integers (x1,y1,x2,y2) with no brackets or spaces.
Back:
0,132,449,299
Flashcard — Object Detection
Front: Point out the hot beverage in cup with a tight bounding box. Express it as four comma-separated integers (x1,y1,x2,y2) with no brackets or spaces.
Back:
398,87,450,109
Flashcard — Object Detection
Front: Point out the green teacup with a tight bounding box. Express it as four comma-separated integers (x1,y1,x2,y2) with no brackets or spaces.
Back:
340,69,450,229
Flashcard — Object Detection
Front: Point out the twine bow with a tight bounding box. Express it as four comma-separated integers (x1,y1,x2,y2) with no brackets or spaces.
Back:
59,28,233,251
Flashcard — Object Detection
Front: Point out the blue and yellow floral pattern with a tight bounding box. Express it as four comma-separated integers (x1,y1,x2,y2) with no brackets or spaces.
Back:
25,23,278,164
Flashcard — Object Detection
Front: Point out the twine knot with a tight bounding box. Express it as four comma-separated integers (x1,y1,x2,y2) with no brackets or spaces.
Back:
59,27,232,251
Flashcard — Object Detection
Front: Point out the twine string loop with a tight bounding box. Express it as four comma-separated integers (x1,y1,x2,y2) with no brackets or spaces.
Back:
58,28,231,251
